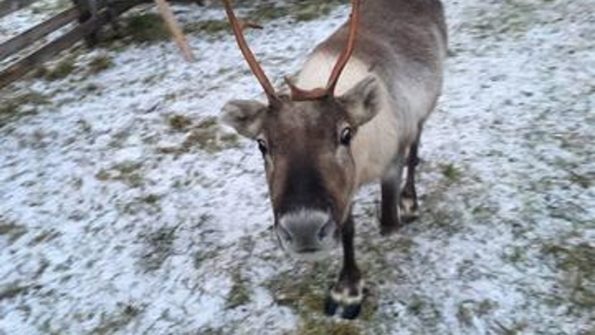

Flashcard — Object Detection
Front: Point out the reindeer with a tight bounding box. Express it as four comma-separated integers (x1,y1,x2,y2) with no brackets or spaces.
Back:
220,0,447,319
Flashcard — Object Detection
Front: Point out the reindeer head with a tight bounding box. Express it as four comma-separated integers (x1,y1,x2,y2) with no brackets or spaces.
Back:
220,0,379,259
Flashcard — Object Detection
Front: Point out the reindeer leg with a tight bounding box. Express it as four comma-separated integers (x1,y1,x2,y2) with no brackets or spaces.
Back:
379,154,404,235
325,213,364,319
400,131,421,223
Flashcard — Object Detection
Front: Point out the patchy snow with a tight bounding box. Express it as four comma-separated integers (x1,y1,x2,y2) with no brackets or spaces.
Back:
0,0,78,70
0,0,593,334
0,1,69,41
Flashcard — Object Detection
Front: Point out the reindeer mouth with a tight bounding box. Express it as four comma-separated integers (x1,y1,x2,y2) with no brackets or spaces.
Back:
273,209,339,261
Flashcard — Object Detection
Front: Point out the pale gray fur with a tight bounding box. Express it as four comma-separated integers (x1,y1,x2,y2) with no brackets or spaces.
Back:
297,0,446,189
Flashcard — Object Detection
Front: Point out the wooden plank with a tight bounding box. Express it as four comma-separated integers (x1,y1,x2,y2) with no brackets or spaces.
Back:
0,0,42,18
0,0,200,18
154,0,194,62
0,1,138,89
0,8,80,61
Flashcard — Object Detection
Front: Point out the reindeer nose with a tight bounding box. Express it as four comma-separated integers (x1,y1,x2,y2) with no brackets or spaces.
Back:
277,210,336,254
317,220,334,242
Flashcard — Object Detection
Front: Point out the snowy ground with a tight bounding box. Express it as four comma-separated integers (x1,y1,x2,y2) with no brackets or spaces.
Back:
0,0,593,334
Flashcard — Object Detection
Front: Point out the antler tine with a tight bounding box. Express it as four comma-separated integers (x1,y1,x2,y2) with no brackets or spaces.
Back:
221,0,278,104
286,0,361,101
325,0,361,95
284,77,328,101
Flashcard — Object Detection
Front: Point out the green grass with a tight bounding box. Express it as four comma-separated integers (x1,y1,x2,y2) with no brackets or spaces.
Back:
141,194,160,205
182,129,220,152
250,0,346,23
184,20,230,35
226,270,251,309
405,294,442,330
196,327,225,335
168,114,193,131
181,0,347,38
90,303,142,335
0,221,28,243
292,1,345,22
88,55,114,74
440,163,462,183
30,0,71,13
456,302,474,327
95,161,144,188
196,116,218,129
0,99,22,122
248,4,286,22
138,227,177,272
568,171,592,189
265,263,332,313
123,13,170,43
502,246,527,265
542,242,595,309
158,116,239,155
264,259,382,335
0,282,37,301
28,230,61,246
45,57,77,81
0,90,49,127
117,194,162,216
467,0,544,40
297,319,361,335
193,249,219,270
456,299,498,327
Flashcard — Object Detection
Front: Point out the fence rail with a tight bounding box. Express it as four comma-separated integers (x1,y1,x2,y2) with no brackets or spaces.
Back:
0,7,80,61
0,0,200,89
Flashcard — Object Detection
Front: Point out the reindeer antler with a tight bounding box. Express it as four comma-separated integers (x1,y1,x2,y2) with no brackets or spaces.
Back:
287,0,362,101
326,0,361,95
221,0,279,104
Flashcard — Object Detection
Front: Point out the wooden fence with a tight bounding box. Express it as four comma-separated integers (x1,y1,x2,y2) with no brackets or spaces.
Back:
0,0,199,89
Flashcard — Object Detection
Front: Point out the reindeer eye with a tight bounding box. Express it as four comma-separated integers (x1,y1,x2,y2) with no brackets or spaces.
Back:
257,139,268,155
340,127,353,146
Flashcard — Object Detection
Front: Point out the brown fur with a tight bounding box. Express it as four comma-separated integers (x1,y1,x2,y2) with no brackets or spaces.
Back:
221,0,447,319
262,98,356,223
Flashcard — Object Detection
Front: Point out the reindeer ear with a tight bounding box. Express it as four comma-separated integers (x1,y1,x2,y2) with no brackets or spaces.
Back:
221,100,267,139
337,76,381,126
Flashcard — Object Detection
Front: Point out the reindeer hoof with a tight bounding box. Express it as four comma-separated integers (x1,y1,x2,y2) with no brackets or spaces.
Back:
379,214,402,236
401,212,419,224
380,223,400,236
324,295,339,316
341,303,362,319
324,294,363,319
325,279,365,319
399,197,419,223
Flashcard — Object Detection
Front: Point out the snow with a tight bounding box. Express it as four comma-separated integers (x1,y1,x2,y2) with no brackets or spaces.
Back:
0,0,594,334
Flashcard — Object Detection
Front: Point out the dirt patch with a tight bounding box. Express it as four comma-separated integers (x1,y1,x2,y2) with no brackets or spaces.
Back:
158,116,240,155
0,90,49,128
542,241,595,310
96,161,144,188
0,220,28,243
90,303,143,335
87,54,114,74
226,269,251,309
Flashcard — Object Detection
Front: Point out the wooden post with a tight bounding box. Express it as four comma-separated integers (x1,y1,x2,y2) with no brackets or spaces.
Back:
154,0,195,62
0,8,80,61
71,0,100,46
0,1,139,89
